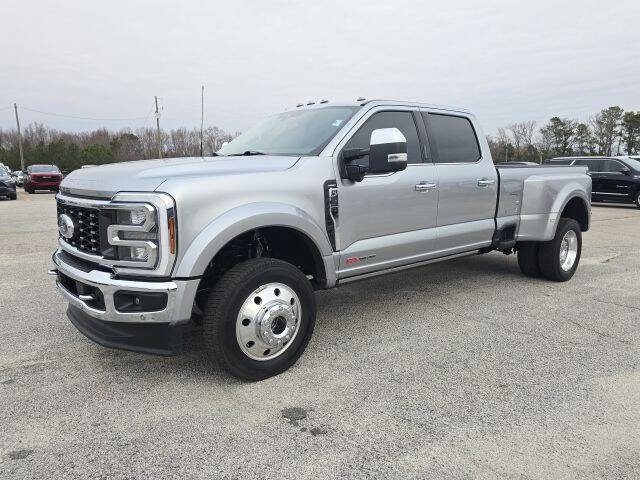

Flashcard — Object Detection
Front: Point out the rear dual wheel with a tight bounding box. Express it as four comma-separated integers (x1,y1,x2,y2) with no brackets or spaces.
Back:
203,258,316,381
517,218,581,282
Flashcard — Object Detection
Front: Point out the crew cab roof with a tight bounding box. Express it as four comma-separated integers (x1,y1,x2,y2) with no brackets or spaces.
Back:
286,99,471,115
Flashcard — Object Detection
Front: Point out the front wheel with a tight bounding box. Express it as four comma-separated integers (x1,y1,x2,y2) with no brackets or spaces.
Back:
203,258,316,381
635,191,640,209
537,218,582,282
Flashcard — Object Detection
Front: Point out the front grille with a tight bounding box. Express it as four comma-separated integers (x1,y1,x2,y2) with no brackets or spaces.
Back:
57,202,102,254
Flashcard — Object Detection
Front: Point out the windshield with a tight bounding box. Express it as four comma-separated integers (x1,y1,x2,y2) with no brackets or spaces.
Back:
217,106,360,156
623,157,640,171
0,166,8,176
30,165,60,173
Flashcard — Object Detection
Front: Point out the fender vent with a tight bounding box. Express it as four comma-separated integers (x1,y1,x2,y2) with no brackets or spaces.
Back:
323,180,337,250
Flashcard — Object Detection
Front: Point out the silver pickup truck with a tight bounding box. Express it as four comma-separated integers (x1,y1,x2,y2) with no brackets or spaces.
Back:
51,100,591,380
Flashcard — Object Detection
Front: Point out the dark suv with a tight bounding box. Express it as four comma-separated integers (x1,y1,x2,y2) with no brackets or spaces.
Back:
24,164,63,193
0,165,17,200
552,156,640,208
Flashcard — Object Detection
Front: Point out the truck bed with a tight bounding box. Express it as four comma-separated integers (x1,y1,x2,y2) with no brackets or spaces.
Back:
495,164,590,242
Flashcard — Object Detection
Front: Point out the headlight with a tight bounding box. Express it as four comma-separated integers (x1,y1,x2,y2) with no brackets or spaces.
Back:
108,204,159,266
106,193,177,274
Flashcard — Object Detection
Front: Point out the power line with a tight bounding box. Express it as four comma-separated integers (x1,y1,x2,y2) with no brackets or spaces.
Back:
19,106,150,122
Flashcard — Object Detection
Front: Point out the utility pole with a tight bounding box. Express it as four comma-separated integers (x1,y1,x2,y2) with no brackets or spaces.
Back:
14,103,25,171
200,85,204,157
154,96,162,159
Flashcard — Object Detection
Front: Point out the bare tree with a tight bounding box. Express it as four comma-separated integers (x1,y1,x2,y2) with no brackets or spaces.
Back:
508,121,536,161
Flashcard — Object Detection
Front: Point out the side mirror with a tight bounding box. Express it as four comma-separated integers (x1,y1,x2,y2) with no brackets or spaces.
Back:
621,166,631,175
368,128,408,174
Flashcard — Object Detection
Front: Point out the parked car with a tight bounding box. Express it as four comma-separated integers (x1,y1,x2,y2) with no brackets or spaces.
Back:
12,170,25,186
0,166,17,200
497,161,539,166
545,157,578,165
550,156,640,208
24,164,63,193
51,100,591,380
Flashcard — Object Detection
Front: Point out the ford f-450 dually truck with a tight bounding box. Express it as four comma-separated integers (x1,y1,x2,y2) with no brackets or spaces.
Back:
51,100,591,380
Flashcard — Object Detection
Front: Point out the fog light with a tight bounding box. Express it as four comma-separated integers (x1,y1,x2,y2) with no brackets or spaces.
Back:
114,291,168,312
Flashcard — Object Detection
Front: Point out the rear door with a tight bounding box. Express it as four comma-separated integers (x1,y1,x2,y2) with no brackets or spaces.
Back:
335,108,439,277
422,111,498,254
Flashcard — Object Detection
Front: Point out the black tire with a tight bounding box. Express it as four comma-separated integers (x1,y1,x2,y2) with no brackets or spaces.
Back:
9,193,16,200
537,218,582,282
517,241,541,278
203,258,316,381
635,191,640,209
25,186,32,194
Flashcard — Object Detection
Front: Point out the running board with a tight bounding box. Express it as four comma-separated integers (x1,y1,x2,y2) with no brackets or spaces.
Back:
337,250,480,285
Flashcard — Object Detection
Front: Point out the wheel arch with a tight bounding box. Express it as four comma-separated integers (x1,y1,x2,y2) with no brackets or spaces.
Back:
559,195,590,232
175,202,334,282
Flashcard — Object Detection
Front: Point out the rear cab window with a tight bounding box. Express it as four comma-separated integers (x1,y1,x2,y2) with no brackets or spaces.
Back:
424,113,481,163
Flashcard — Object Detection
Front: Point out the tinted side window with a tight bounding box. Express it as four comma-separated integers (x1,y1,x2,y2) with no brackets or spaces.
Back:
426,113,481,163
602,160,626,173
343,111,422,169
574,159,598,172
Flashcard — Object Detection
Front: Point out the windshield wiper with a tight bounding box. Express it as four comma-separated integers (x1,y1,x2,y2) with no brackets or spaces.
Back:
225,150,267,156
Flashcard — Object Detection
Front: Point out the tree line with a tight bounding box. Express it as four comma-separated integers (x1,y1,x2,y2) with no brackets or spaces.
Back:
488,106,640,163
2,105,639,172
0,124,239,172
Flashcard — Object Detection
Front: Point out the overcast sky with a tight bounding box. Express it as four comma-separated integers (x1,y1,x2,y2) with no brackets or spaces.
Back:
1,0,638,136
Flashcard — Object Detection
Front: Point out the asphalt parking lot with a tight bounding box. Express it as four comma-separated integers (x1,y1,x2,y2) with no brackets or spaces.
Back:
1,191,639,479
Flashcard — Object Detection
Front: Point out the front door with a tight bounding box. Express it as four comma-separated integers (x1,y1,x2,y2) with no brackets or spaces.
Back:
334,108,438,278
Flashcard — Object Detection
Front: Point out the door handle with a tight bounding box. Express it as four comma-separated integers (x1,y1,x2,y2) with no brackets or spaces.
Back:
415,182,437,192
477,179,495,187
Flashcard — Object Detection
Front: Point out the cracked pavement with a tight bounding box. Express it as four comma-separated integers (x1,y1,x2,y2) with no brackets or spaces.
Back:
1,192,639,479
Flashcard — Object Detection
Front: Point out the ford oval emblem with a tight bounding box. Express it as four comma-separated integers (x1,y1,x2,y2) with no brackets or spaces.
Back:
58,214,76,239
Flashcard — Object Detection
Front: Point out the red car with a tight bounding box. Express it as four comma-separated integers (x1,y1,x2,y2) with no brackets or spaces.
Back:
24,165,63,193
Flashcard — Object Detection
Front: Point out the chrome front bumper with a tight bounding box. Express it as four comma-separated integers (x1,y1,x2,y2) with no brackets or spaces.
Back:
52,249,199,324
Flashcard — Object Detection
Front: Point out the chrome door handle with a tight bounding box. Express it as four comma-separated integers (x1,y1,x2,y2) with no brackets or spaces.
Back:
415,182,437,192
477,179,495,187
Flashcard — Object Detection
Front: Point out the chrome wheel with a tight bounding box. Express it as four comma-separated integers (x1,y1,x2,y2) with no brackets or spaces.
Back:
559,229,578,271
235,282,301,361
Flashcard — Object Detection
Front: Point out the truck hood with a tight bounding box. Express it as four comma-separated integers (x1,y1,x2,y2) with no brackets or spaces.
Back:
60,155,301,198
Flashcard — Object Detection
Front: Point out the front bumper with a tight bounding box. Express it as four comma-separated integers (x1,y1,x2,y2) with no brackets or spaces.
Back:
0,184,16,195
66,304,195,355
30,181,60,188
52,249,199,324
